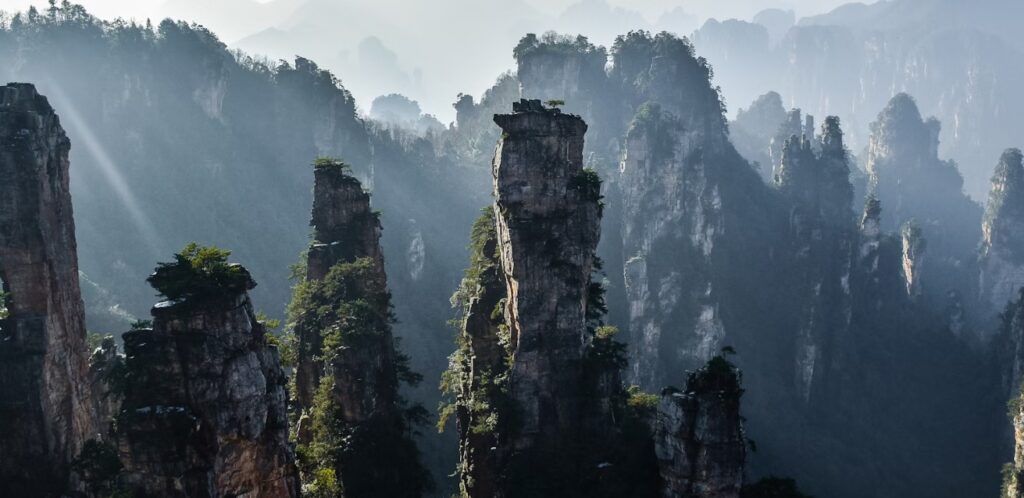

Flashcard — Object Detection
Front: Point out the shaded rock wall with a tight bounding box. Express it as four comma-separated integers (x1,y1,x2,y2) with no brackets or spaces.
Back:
0,82,94,496
981,149,1024,322
655,357,745,498
492,99,600,452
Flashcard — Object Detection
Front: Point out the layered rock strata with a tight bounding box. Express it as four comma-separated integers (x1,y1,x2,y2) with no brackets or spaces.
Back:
655,356,746,498
116,271,299,497
0,82,94,496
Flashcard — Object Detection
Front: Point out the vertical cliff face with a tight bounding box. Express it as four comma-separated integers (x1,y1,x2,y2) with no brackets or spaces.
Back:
981,149,1024,320
1003,287,1024,498
866,93,982,315
900,221,927,298
730,91,788,179
0,82,94,496
446,99,631,497
774,117,854,403
616,45,775,389
655,355,746,498
493,98,600,453
289,160,429,497
1005,390,1024,498
116,257,299,498
445,207,510,498
88,337,125,437
294,161,384,409
770,109,812,178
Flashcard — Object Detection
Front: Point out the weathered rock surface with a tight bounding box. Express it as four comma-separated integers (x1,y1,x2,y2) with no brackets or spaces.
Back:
0,82,95,496
289,161,429,497
294,163,385,410
655,357,745,498
448,99,619,497
1005,390,1024,498
448,207,509,498
493,98,600,452
115,278,299,498
981,149,1024,322
1002,289,1024,498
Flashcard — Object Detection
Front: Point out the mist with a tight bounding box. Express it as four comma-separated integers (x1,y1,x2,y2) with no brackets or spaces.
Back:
3,1,1024,497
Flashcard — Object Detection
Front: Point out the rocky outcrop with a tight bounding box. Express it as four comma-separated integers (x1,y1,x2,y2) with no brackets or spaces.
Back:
289,160,429,497
0,82,95,496
447,99,618,497
447,207,509,498
115,268,299,498
615,34,776,393
493,98,600,455
981,149,1024,320
655,356,745,498
774,117,854,403
769,108,815,179
294,161,384,410
866,93,981,315
900,221,926,298
730,91,787,179
1005,389,1024,498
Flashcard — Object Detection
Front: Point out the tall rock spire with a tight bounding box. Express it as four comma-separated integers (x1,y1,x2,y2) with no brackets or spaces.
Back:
288,158,430,497
981,149,1024,319
655,356,746,498
492,98,600,457
866,93,981,315
0,83,95,496
294,160,385,409
447,99,622,497
774,116,855,403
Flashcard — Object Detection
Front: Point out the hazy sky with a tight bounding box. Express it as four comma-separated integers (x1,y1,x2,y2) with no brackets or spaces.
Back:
3,0,878,121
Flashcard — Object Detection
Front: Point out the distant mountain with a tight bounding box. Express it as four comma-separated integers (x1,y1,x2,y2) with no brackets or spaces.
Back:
693,0,1024,199
158,0,300,43
234,0,548,119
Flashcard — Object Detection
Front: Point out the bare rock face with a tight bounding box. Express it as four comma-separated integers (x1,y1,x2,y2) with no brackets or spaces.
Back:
493,99,600,450
0,82,95,496
981,149,1024,321
290,161,429,497
115,278,299,498
655,357,745,498
1004,391,1024,498
295,163,385,410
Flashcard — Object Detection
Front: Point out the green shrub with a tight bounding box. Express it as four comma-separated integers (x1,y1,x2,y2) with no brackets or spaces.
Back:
146,243,250,302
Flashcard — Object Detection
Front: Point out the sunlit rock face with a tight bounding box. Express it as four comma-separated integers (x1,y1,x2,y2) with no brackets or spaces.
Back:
115,277,299,498
981,149,1024,325
294,164,385,410
0,83,95,496
656,357,745,498
492,99,600,454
